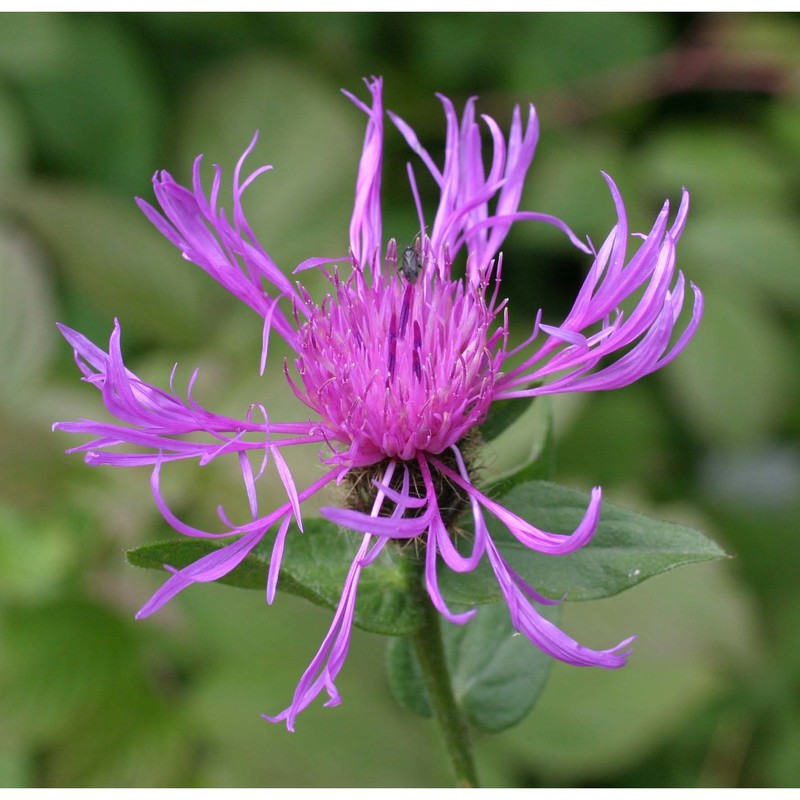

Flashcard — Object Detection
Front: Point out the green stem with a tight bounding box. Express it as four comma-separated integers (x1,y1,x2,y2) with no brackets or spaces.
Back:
409,594,480,788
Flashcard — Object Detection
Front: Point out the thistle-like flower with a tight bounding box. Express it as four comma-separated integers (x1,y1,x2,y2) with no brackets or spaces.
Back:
55,77,702,731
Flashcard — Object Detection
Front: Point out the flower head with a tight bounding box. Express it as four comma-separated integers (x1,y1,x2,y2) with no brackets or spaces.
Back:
55,77,702,731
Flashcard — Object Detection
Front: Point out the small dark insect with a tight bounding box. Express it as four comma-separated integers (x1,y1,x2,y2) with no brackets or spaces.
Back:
400,238,423,284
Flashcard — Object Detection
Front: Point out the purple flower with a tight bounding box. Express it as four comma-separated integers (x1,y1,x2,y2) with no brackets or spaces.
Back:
55,77,702,731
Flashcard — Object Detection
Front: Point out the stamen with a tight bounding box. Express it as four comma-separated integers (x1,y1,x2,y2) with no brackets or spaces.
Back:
398,282,413,339
387,347,396,382
316,376,336,398
386,238,398,269
387,312,398,381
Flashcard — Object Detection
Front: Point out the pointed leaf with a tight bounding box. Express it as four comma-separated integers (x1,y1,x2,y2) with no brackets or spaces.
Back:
440,480,727,607
386,602,560,732
127,518,424,636
386,636,433,719
447,602,560,732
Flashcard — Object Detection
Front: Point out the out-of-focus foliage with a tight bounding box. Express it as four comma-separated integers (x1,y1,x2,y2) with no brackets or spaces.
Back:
0,11,798,788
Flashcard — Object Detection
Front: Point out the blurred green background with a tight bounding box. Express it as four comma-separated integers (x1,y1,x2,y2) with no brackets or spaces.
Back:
0,11,798,788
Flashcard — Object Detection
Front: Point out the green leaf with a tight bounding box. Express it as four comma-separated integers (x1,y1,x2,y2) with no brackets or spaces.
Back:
386,636,433,719
445,602,560,732
440,480,727,607
128,480,723,636
478,397,536,443
478,560,759,781
128,537,298,593
127,518,424,637
387,602,559,732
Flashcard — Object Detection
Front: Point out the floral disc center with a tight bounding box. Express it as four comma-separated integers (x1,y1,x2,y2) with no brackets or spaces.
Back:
292,241,501,466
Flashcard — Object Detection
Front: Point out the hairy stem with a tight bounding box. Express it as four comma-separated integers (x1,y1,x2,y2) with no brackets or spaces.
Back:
408,592,480,788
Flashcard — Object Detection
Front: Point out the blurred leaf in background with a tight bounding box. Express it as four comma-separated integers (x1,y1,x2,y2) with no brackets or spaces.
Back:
0,10,799,788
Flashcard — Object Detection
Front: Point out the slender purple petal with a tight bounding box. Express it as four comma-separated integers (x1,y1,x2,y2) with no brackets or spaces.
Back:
267,513,293,605
486,538,634,668
432,457,603,556
494,183,699,399
425,524,477,626
320,504,433,539
346,76,384,272
136,527,265,619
